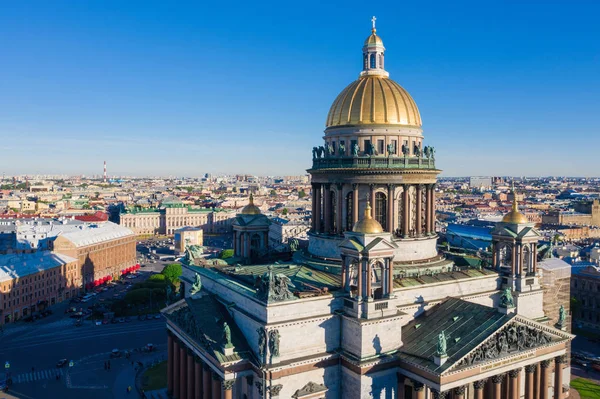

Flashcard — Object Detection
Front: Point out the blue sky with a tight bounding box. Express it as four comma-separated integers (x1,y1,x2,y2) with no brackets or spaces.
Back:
1,1,599,177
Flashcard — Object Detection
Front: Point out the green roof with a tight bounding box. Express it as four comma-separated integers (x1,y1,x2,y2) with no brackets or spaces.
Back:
394,268,496,288
401,298,509,373
166,295,253,364
221,263,341,293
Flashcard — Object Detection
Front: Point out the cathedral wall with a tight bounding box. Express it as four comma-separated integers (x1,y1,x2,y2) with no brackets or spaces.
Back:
393,237,438,261
392,275,499,307
270,363,340,399
267,295,343,324
196,268,268,322
515,290,545,319
271,315,341,363
342,314,405,359
308,235,343,258
341,366,398,399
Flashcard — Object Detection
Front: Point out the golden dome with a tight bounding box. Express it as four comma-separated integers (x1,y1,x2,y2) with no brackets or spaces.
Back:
364,30,383,46
502,187,528,224
240,194,261,215
325,75,422,128
353,202,384,234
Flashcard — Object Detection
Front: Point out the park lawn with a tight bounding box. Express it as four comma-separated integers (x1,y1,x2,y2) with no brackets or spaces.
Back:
571,378,600,399
142,361,168,391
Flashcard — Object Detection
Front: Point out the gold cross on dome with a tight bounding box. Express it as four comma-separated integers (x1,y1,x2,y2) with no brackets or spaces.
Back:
371,16,377,30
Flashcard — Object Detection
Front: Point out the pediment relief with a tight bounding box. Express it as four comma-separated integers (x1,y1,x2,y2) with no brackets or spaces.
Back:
292,381,328,398
448,318,570,373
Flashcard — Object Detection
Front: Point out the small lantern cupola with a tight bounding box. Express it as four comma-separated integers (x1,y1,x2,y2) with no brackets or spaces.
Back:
361,16,389,78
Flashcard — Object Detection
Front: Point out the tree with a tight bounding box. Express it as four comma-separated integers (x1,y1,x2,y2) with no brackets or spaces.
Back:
298,190,306,199
161,263,182,282
219,249,234,259
270,189,277,197
148,274,166,282
282,208,289,216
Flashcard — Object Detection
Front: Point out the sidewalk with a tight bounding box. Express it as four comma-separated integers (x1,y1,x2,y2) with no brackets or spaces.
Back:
113,351,167,399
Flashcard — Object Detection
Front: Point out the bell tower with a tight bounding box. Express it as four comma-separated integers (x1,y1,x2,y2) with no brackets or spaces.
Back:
491,185,541,294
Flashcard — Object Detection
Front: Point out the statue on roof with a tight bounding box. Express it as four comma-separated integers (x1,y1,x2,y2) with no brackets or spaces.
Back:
436,330,447,357
338,143,345,156
500,287,515,308
401,144,409,157
312,147,318,160
223,322,233,348
189,273,202,295
387,143,394,156
414,144,421,157
352,143,359,156
558,305,566,327
256,266,295,302
289,238,299,252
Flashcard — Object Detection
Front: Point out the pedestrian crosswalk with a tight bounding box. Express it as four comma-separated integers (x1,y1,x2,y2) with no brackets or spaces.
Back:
13,367,64,383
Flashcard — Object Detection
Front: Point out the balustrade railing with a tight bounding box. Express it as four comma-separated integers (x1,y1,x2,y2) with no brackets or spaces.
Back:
311,155,436,170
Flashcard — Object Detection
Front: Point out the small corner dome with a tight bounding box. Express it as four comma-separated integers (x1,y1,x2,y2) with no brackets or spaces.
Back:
240,195,261,215
352,203,384,234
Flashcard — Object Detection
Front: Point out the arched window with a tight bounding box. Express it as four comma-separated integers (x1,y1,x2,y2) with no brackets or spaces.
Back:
523,246,532,274
498,243,513,268
375,192,387,231
346,192,353,231
363,54,368,69
371,261,384,299
369,53,376,69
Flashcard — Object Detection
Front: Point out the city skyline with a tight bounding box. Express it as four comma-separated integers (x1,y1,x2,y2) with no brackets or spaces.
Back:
1,1,599,177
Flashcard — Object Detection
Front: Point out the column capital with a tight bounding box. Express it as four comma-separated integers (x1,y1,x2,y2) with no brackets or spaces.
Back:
412,381,425,392
491,374,504,384
556,355,567,364
453,386,466,395
473,379,487,390
509,368,521,378
541,359,552,369
387,183,396,189
432,390,448,399
352,183,359,189
222,379,235,390
525,364,537,373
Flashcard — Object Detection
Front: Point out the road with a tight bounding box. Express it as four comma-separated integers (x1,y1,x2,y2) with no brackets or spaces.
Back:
0,258,170,398
0,317,166,398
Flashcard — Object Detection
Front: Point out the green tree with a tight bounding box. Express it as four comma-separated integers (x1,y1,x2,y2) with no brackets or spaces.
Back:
124,288,153,305
270,189,277,197
219,249,234,259
282,208,288,216
161,263,182,282
148,274,167,282
298,190,306,199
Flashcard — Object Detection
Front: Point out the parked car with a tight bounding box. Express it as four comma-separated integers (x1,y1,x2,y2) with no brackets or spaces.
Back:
154,314,161,320
110,349,121,358
56,359,68,368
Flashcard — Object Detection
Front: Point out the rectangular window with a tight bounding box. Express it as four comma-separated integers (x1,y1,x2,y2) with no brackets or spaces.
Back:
364,140,371,153
391,140,397,154
377,140,384,155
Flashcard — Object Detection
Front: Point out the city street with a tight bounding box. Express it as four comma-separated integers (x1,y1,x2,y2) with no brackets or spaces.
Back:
0,258,171,398
0,317,166,398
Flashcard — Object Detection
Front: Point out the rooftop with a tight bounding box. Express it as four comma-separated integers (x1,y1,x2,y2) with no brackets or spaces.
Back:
0,251,77,283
